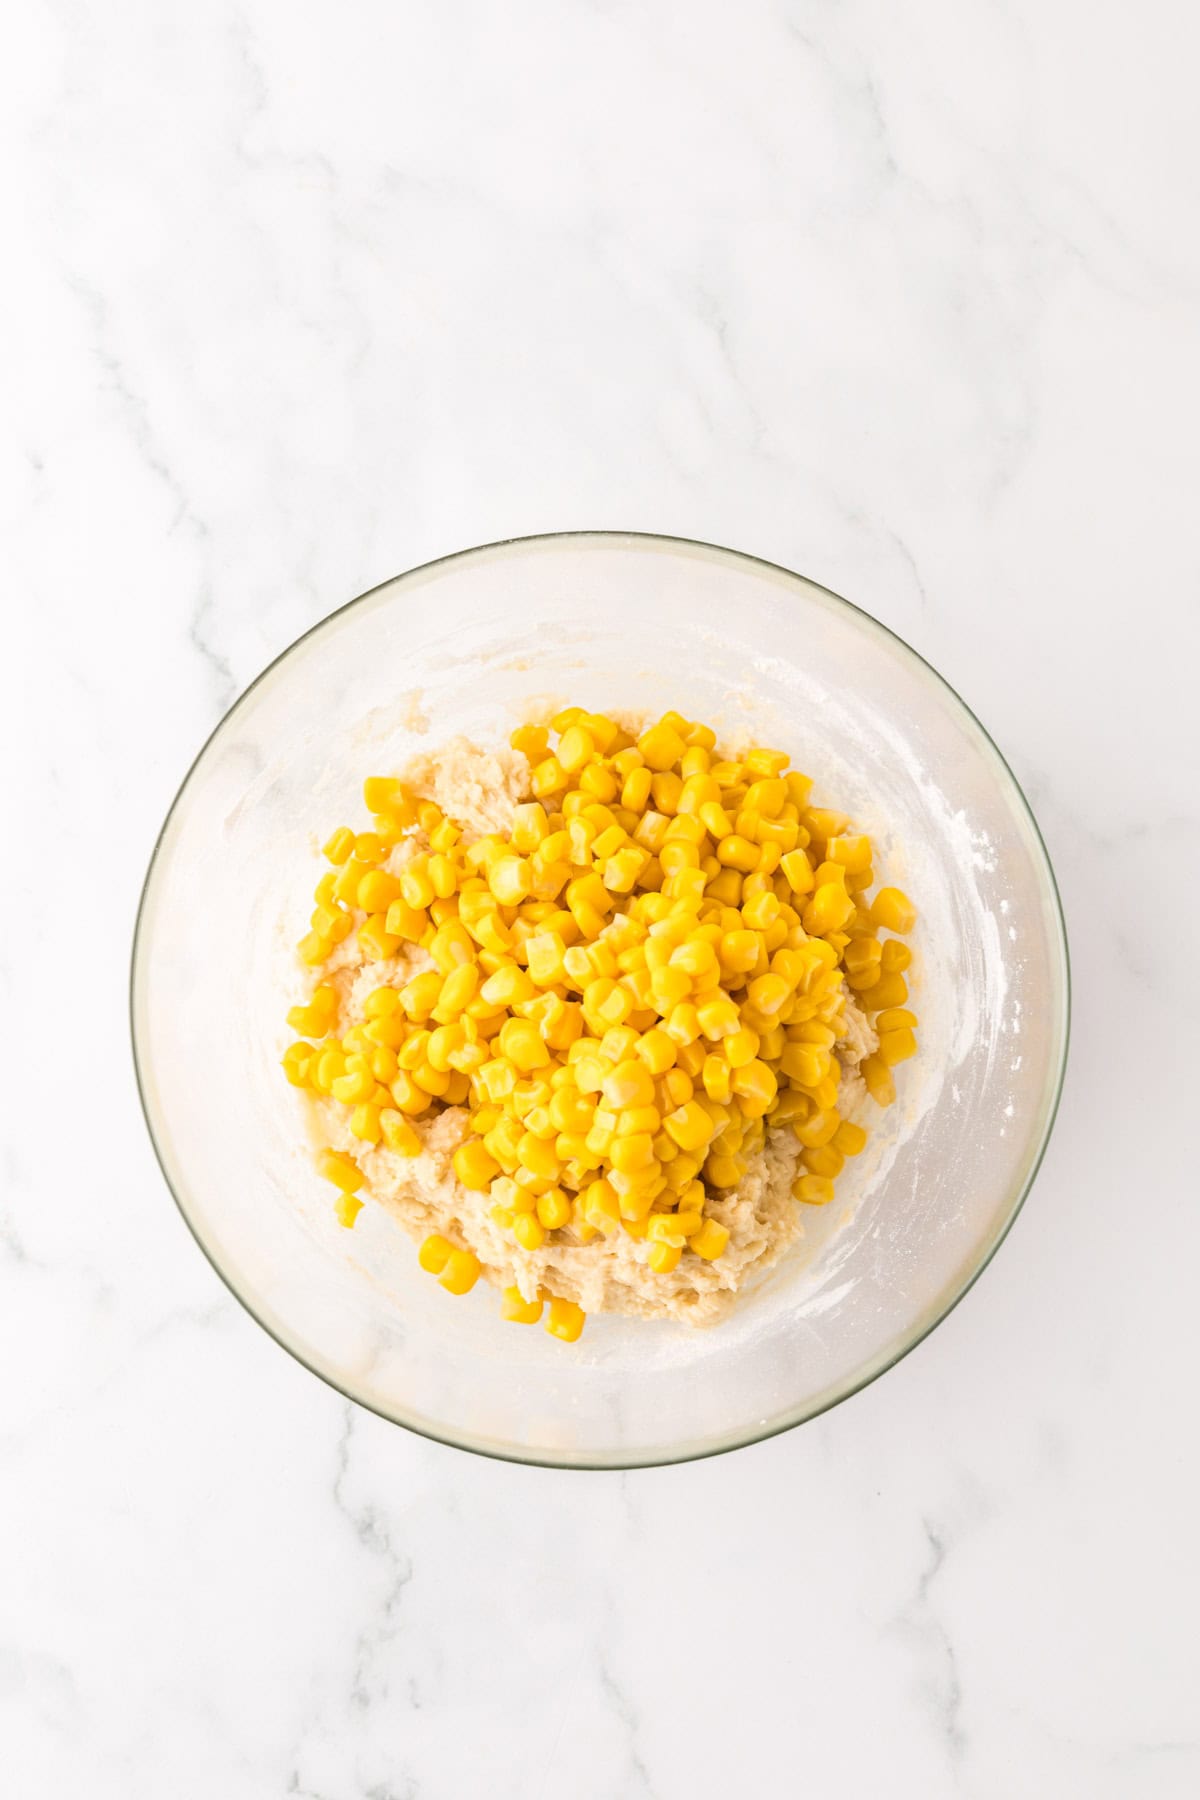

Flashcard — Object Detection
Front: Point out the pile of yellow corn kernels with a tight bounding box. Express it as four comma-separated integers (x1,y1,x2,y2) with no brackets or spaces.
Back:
281,708,918,1344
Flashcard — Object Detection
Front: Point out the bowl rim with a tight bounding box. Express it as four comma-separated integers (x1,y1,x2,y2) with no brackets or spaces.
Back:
130,528,1071,1470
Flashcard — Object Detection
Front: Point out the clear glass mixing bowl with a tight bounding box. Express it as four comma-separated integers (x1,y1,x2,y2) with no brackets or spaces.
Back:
131,532,1069,1468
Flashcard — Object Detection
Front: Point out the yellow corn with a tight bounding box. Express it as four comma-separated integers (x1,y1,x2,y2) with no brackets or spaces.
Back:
779,849,815,894
557,724,594,771
793,1174,835,1205
498,1018,551,1071
843,935,882,975
334,1191,363,1228
688,1219,729,1260
881,938,912,973
871,887,918,934
349,1103,382,1143
716,834,759,873
513,1212,546,1251
635,1027,677,1074
439,1248,481,1294
290,706,919,1334
584,1177,621,1232
380,1111,421,1155
793,1107,841,1148
803,1144,845,1178
318,1149,362,1192
545,1296,586,1342
355,870,402,913
536,1187,572,1230
664,1100,715,1152
826,834,872,872
878,1026,917,1066
281,1042,314,1086
453,1141,500,1190
418,1233,453,1273
511,723,549,759
876,1007,917,1032
501,1285,544,1323
833,1119,868,1156
601,1058,656,1109
802,883,856,936
702,1054,732,1103
621,766,653,811
861,1053,896,1107
331,1066,374,1104
865,973,909,1011
323,826,356,864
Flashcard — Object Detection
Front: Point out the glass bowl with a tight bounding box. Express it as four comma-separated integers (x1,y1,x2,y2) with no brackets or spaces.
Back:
131,532,1069,1468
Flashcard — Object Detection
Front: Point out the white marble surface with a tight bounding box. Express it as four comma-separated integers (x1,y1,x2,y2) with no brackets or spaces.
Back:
4,1,1199,1794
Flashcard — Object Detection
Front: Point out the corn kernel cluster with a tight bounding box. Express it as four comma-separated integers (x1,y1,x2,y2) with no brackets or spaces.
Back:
282,708,918,1344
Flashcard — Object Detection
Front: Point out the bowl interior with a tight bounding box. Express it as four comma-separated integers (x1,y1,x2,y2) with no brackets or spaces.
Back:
132,534,1068,1466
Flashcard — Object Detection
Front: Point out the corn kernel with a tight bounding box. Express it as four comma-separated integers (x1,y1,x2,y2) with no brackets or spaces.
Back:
803,808,849,843
861,1053,896,1107
803,1141,845,1178
581,1177,620,1232
843,935,882,975
501,1285,544,1323
324,827,356,864
531,755,567,798
664,1100,715,1152
355,870,402,913
802,882,856,936
876,1007,918,1033
689,1219,730,1260
356,916,401,961
871,887,918,934
833,1119,868,1156
511,722,550,759
610,1133,656,1173
498,1018,551,1071
579,763,619,803
453,1141,500,1190
331,1067,374,1104
878,1026,917,1066
825,834,872,872
298,930,331,966
779,848,815,894
702,1054,732,1103
793,1174,835,1205
282,1042,314,1086
349,1103,381,1143
439,1248,481,1294
335,1191,363,1228
723,1026,757,1069
380,1111,421,1155
488,855,531,906
602,1059,656,1110
731,1059,777,1115
793,1107,840,1148
865,973,909,1011
318,1149,363,1192
545,1296,585,1342
717,834,759,873
536,1188,572,1230
513,1212,547,1251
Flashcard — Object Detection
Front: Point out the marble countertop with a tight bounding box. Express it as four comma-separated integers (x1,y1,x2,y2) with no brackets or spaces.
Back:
6,2,1198,1794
